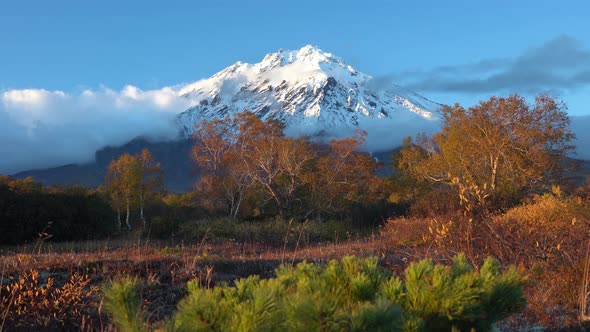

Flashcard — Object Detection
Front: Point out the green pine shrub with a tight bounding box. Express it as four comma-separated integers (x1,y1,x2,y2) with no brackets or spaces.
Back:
102,254,526,331
103,276,147,332
394,254,527,331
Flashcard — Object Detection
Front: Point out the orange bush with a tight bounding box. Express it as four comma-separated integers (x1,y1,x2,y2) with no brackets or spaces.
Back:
0,270,98,330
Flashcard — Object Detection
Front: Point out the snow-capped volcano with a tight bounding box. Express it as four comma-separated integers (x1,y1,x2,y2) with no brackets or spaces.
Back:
5,45,443,188
177,45,440,140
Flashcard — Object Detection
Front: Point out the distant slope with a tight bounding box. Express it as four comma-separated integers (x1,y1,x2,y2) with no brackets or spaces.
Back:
566,159,590,185
14,138,196,192
13,142,590,193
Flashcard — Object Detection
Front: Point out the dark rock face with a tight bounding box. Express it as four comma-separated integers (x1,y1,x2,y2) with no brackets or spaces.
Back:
324,77,337,90
211,94,221,106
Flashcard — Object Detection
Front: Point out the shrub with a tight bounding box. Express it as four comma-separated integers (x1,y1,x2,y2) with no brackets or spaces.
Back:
381,216,462,253
396,254,526,331
489,191,590,327
103,254,526,331
146,216,180,239
380,217,431,247
103,276,146,332
0,184,116,245
0,270,98,330
408,187,462,218
491,191,589,268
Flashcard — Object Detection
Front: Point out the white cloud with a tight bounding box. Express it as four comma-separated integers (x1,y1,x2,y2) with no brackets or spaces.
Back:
283,113,442,153
1,82,588,176
0,86,194,174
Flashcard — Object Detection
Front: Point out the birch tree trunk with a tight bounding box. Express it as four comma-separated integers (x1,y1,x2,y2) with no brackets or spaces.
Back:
117,208,122,231
139,195,145,228
125,199,132,230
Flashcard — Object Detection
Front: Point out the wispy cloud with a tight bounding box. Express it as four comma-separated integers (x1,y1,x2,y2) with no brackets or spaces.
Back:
379,35,590,160
389,35,590,94
0,86,194,174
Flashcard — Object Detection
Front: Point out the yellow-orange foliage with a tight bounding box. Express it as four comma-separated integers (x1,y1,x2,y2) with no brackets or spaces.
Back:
192,111,379,218
0,270,97,330
397,94,575,213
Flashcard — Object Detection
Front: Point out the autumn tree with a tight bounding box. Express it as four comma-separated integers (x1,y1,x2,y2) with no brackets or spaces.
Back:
397,94,575,214
193,111,315,217
234,112,316,215
192,116,249,218
106,154,139,230
274,137,316,213
0,175,42,193
137,149,163,227
108,182,126,231
305,130,378,218
193,111,383,218
105,149,163,230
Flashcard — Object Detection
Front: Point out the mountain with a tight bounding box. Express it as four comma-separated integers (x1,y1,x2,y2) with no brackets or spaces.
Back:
15,138,196,193
177,45,440,139
14,45,442,191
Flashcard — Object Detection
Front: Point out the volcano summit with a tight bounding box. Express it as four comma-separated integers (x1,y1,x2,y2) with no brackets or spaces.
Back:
176,45,440,141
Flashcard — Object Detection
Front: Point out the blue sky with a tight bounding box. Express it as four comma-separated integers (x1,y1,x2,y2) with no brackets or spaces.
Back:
2,0,590,112
1,0,590,172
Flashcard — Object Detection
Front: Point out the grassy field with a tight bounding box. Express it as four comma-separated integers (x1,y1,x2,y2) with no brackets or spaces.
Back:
1,196,589,331
0,233,393,331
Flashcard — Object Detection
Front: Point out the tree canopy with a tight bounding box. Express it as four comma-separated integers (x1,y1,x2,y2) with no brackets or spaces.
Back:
192,111,381,218
105,149,163,230
396,94,575,213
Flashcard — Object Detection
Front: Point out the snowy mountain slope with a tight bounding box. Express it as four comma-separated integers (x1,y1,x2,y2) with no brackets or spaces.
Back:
176,45,441,140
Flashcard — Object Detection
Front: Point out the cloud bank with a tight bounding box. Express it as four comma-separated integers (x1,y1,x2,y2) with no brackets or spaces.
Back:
383,35,590,161
1,83,587,176
0,86,194,174
391,35,590,95
2,36,590,175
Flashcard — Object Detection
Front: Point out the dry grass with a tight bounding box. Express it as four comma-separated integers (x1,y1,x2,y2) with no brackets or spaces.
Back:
0,270,98,331
0,234,399,331
0,192,589,331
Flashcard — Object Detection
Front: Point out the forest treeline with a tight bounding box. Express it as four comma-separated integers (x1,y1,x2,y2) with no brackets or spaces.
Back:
0,176,114,244
0,94,587,245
